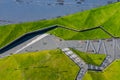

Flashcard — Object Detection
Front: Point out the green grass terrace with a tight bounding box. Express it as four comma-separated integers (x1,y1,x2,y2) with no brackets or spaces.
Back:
0,49,79,80
0,2,120,48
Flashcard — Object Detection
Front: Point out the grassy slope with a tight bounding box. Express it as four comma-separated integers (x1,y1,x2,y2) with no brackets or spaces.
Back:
0,49,79,80
83,60,120,80
0,49,120,80
0,2,120,80
71,48,106,66
1,2,120,48
49,2,120,40
0,19,57,48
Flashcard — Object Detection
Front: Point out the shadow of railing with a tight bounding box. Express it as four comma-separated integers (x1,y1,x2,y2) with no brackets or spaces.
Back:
0,25,58,54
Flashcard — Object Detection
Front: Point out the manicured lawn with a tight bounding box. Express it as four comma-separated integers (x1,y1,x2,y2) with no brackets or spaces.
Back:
83,60,120,80
0,2,120,48
71,48,106,66
1,2,120,80
0,19,57,48
0,49,79,80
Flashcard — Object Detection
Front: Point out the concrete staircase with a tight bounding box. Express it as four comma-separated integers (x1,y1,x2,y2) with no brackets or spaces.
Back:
62,48,88,80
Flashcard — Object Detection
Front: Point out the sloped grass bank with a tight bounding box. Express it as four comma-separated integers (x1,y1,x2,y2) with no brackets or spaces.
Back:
83,60,120,80
71,48,106,66
0,2,120,48
0,49,79,80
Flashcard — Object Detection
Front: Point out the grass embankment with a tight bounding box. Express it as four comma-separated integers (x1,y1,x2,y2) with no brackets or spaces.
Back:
0,49,79,80
71,48,106,66
1,2,120,48
83,60,120,80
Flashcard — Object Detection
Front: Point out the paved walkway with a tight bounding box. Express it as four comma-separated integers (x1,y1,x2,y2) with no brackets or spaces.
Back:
62,48,88,80
88,55,114,71
61,47,115,80
1,34,120,80
14,34,49,54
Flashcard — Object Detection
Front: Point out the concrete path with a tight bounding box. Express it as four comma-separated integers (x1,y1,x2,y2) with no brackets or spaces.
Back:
1,34,120,80
0,34,119,68
88,64,102,71
0,33,53,58
100,55,114,69
14,34,49,54
88,55,114,71
62,48,88,80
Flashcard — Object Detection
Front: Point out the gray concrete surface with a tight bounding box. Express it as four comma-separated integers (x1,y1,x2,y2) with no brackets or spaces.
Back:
62,48,88,80
1,33,120,80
